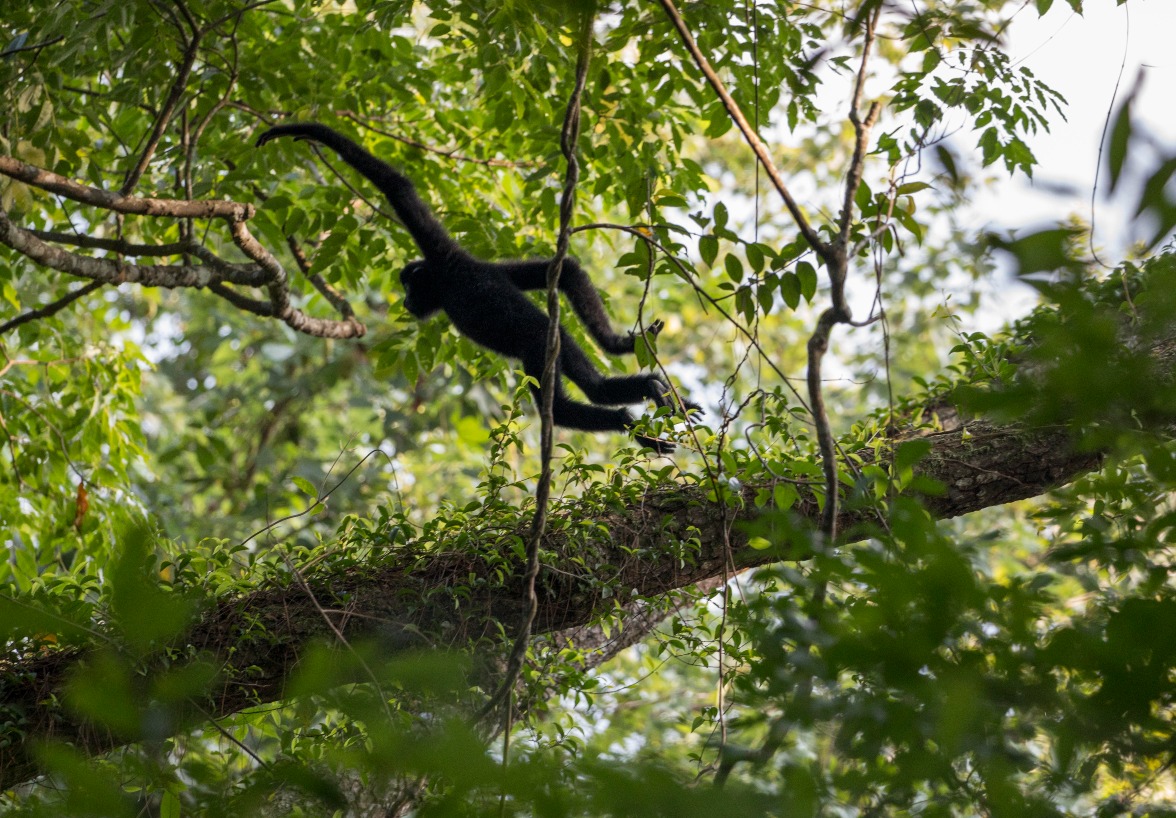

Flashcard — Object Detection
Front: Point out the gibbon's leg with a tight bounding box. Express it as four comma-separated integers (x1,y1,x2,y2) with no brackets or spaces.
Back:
521,346,634,436
558,328,674,407
558,328,700,453
505,258,662,355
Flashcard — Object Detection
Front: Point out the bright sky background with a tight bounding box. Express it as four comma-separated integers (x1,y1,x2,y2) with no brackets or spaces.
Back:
974,0,1176,255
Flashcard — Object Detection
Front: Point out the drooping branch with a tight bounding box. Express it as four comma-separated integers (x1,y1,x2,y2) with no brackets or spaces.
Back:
0,157,365,339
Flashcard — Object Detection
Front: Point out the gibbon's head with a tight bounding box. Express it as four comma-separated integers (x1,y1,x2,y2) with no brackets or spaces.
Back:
399,260,442,319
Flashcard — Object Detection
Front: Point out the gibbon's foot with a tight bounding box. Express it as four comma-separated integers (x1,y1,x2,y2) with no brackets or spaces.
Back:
629,319,665,344
633,392,705,454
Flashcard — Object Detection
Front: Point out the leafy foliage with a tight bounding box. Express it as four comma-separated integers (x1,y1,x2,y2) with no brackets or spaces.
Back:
3,0,1175,816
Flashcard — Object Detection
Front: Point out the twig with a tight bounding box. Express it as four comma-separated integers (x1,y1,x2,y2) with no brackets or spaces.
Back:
0,35,64,57
27,229,192,257
337,111,536,169
0,281,104,335
119,30,203,195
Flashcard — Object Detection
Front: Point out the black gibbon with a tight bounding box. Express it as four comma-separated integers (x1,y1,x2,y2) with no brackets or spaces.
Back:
256,123,697,452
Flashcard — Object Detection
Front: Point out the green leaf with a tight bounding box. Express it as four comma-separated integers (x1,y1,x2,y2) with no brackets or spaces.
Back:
699,234,718,266
897,181,932,195
724,253,744,283
1136,157,1176,249
773,482,799,510
714,201,729,231
746,242,765,272
990,227,1082,277
780,272,801,309
292,476,318,497
796,261,818,301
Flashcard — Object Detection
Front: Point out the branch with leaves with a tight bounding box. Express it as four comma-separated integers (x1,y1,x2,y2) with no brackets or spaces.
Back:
658,0,886,783
0,409,1106,790
0,155,364,339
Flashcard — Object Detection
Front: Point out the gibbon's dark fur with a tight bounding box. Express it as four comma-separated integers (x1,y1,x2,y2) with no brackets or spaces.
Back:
256,123,696,452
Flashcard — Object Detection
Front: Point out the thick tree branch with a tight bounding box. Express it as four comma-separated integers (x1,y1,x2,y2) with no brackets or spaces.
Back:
0,211,268,288
0,156,253,221
0,157,365,338
0,416,1104,789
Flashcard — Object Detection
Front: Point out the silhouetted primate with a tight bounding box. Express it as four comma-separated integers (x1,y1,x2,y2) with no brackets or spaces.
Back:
256,123,696,452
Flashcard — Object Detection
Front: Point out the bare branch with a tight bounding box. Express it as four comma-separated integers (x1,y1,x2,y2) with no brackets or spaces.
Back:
286,237,358,323
0,210,259,288
226,219,365,338
836,4,885,253
0,155,254,220
206,281,274,316
28,229,194,257
0,281,104,335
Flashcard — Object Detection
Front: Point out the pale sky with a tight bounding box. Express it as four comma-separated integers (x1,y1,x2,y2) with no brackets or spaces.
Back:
975,0,1176,255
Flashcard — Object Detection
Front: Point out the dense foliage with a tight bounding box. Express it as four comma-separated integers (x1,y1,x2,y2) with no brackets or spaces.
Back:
3,0,1176,815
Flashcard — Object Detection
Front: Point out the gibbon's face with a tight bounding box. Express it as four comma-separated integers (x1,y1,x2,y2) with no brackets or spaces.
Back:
399,260,440,318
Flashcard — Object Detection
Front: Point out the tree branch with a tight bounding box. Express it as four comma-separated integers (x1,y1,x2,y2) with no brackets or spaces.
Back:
118,27,202,195
0,157,365,338
0,280,104,335
0,415,1105,790
656,0,832,265
0,210,264,288
0,155,254,220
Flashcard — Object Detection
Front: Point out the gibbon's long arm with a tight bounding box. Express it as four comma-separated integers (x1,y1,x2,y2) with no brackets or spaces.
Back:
502,258,662,355
256,123,462,263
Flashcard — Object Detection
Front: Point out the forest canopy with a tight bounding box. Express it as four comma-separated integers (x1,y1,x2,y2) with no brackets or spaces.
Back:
3,0,1176,816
